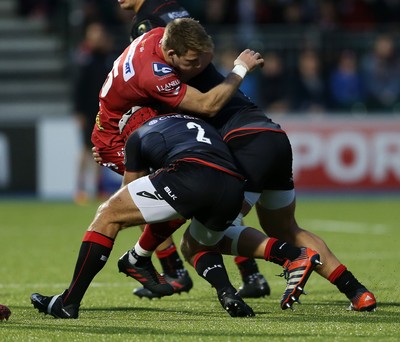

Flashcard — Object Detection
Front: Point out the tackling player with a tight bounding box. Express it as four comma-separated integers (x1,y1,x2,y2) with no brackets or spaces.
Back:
31,111,321,318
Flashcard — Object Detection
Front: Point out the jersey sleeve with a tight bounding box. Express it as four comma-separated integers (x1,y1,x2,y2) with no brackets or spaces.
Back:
140,65,187,108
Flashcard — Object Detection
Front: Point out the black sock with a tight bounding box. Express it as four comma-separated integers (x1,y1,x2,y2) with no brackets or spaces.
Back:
63,231,113,306
334,270,364,299
266,239,301,266
235,258,260,280
194,252,235,295
156,244,185,278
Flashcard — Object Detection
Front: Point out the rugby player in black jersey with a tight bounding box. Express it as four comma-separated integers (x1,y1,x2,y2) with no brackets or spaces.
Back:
31,110,321,318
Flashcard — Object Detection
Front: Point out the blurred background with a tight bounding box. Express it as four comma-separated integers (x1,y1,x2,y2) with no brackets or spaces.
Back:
0,0,399,201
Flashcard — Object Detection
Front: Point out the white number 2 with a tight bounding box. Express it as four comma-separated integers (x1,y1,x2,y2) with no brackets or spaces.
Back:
186,122,211,144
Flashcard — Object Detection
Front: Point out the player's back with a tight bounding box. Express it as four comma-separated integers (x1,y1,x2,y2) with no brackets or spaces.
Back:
130,0,190,40
127,114,241,174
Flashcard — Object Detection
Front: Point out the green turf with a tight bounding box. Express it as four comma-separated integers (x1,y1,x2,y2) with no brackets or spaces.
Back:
1,197,399,341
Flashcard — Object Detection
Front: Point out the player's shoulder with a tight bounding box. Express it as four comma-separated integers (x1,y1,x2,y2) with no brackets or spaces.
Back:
131,0,190,40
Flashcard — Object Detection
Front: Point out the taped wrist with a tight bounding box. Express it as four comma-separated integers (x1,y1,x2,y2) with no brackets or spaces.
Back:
231,64,247,79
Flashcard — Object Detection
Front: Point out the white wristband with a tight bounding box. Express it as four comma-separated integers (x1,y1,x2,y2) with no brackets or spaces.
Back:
231,64,247,79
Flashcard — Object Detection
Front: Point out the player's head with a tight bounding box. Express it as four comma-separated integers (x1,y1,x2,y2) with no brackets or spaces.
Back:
117,0,145,13
162,18,214,79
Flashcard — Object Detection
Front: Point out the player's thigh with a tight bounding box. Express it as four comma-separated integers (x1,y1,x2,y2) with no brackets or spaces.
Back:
127,175,182,224
102,185,147,228
227,131,293,192
255,194,298,236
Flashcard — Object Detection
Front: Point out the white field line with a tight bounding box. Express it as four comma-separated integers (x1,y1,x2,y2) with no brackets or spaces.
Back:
303,220,388,235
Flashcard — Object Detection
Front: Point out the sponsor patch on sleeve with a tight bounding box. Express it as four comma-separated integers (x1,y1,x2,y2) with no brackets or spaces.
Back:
152,62,173,76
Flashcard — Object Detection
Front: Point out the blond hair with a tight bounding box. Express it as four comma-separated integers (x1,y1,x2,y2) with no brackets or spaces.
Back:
162,18,214,56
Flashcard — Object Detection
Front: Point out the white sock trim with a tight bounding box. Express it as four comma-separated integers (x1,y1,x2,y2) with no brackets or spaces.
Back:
134,242,153,257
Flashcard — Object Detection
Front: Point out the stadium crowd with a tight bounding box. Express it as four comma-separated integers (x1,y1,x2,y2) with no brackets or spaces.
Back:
16,0,400,114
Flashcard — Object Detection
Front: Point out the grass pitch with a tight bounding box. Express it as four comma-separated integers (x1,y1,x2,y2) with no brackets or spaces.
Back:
0,196,399,341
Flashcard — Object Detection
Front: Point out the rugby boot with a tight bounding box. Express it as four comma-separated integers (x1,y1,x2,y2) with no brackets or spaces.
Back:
218,287,255,317
348,288,377,312
118,251,174,296
238,272,271,298
30,290,79,319
280,247,322,310
133,270,193,299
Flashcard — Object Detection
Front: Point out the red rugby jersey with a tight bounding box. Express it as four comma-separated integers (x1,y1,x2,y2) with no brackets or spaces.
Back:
92,27,187,149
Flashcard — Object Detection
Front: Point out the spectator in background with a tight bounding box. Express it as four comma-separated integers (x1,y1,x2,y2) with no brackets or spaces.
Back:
315,0,339,31
215,46,261,105
73,22,115,204
337,0,375,31
204,0,237,25
361,34,400,112
329,50,365,112
258,51,290,114
290,49,329,113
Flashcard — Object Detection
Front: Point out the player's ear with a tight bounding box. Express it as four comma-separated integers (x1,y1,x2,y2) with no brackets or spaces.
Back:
166,49,176,59
166,50,178,66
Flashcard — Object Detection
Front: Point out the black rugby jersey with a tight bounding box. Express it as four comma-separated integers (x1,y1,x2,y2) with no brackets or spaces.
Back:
130,0,189,40
124,114,242,178
187,63,282,136
128,1,281,137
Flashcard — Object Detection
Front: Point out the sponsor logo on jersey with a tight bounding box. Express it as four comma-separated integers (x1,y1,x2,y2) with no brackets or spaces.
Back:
148,114,197,126
95,111,104,131
153,62,173,76
156,80,181,94
163,10,190,21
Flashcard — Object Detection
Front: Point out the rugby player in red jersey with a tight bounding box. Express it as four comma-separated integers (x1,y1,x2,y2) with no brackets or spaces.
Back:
99,0,271,300
92,15,270,298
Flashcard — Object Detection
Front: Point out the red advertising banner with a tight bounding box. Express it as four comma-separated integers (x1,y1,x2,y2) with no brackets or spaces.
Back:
274,115,400,192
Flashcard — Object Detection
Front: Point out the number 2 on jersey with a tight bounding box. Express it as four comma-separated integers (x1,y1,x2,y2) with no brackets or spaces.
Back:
187,122,211,144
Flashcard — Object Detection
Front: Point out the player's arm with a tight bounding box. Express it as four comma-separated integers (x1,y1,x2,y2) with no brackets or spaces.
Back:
177,49,264,117
122,130,148,186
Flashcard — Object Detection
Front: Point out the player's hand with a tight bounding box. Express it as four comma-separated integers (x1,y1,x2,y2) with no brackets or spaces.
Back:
234,49,264,72
92,146,102,164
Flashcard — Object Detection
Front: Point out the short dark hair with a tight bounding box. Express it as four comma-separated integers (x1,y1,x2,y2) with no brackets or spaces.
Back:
162,18,214,56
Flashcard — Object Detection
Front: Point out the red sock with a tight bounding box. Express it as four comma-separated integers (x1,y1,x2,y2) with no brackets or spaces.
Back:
139,220,185,251
234,256,249,264
155,244,177,259
263,237,279,261
328,264,347,283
